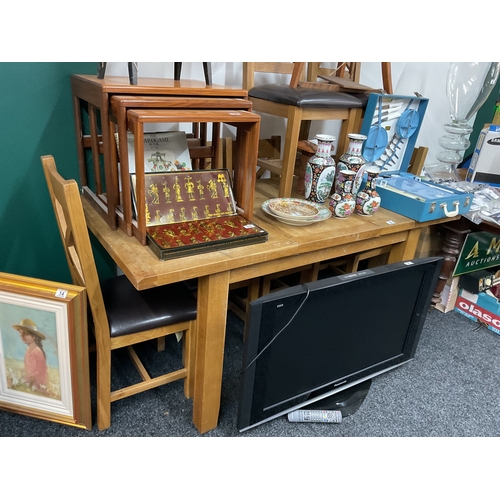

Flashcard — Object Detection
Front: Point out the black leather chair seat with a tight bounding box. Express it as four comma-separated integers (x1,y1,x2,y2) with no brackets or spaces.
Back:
249,84,367,108
101,275,197,337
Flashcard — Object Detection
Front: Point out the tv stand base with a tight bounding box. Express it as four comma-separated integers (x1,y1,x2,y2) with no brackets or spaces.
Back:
304,379,372,417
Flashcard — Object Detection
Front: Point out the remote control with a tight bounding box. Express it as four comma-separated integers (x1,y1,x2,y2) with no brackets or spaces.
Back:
288,409,342,423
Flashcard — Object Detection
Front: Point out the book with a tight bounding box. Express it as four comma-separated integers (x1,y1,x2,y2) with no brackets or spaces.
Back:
127,131,192,173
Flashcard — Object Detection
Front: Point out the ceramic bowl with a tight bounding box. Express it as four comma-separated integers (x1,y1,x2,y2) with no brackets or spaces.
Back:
267,198,320,220
262,200,331,226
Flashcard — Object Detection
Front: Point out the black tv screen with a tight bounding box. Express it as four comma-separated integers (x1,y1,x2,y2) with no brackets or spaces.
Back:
237,256,443,432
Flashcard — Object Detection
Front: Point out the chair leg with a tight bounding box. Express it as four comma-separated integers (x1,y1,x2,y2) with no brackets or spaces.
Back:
381,62,393,94
338,107,363,156
211,123,222,169
97,62,107,79
174,62,182,80
157,337,166,352
300,262,320,283
174,62,212,85
183,321,196,399
96,348,112,431
203,62,212,85
279,106,303,198
127,63,138,85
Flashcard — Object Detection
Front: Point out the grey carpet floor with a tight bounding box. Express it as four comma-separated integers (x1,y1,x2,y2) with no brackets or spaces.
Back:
1,307,499,438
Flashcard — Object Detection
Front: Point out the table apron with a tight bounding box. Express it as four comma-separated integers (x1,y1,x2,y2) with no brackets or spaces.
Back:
229,231,413,284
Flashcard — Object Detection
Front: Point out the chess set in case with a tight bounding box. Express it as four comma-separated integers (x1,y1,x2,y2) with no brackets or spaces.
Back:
359,93,473,222
132,169,268,260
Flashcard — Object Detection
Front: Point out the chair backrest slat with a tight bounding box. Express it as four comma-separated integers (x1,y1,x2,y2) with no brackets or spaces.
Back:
42,155,110,341
242,62,306,90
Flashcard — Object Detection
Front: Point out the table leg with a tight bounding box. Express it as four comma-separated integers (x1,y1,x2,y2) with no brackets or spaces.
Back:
387,228,422,263
115,105,134,236
132,121,147,245
72,94,87,187
232,121,260,218
99,94,119,230
89,104,102,194
431,223,470,305
193,271,230,434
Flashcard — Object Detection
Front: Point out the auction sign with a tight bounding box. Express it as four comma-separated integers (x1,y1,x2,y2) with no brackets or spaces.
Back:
454,231,500,276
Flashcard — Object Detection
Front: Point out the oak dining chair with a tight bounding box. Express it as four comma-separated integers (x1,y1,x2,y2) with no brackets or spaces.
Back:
42,155,197,430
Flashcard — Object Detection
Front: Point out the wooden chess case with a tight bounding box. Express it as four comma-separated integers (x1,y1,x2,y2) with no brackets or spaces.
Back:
135,169,268,260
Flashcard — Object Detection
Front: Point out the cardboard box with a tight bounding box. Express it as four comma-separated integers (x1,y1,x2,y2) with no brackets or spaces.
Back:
492,103,500,126
466,124,500,185
459,269,495,294
435,276,460,313
454,287,500,335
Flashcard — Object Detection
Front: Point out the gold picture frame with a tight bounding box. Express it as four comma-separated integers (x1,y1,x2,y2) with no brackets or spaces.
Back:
0,272,91,430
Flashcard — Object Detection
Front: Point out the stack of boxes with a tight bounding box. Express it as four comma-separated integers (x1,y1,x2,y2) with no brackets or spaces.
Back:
437,92,500,328
437,230,500,336
466,124,500,185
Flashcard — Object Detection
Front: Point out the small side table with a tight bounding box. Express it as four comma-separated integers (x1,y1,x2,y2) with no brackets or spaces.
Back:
127,108,261,245
110,95,253,236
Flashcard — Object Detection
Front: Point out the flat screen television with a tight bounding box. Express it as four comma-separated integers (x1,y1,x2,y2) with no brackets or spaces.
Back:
237,256,443,432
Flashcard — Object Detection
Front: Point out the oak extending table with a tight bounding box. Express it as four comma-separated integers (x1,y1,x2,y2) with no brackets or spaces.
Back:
82,178,459,434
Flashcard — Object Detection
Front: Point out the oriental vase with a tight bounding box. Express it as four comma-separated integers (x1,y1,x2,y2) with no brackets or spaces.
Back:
304,134,336,203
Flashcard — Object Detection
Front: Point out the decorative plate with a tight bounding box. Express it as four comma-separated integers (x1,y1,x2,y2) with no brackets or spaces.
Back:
262,200,331,226
267,198,320,220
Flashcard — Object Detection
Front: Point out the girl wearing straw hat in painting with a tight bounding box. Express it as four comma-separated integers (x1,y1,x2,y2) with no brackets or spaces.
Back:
12,318,48,394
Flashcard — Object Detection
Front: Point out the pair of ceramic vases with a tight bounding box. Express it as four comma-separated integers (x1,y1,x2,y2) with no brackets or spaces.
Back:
304,133,381,218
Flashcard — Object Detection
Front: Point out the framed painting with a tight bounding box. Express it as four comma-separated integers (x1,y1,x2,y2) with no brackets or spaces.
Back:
0,272,91,430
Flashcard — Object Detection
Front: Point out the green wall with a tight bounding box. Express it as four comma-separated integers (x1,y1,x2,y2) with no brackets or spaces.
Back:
0,62,115,284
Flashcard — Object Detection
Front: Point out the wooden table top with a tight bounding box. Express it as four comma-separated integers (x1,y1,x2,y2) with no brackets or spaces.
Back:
71,74,248,97
126,108,260,124
84,178,440,291
83,196,296,290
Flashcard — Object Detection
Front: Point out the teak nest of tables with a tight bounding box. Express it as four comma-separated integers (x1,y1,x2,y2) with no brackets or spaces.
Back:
70,74,259,243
